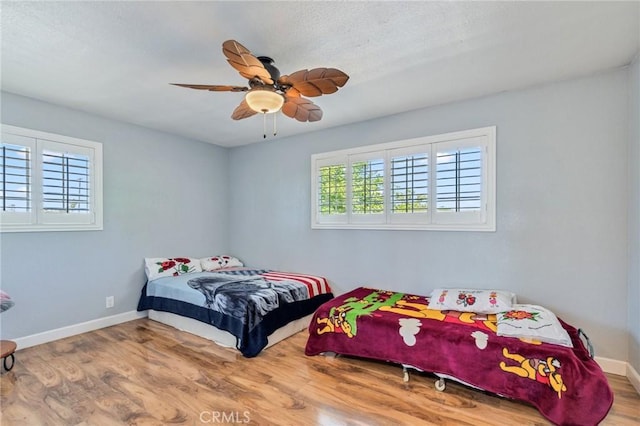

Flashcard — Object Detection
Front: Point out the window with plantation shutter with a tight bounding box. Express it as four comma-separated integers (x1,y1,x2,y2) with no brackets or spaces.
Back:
1,125,103,232
316,161,347,224
42,151,90,214
436,148,482,212
350,154,384,224
1,141,32,213
311,126,495,231
391,153,428,214
434,137,488,225
317,164,346,215
388,146,430,225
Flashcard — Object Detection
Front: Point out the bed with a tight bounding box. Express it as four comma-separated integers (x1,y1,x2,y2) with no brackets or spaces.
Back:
305,287,613,426
137,256,333,357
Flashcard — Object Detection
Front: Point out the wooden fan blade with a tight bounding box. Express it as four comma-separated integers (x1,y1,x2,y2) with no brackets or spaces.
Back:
231,99,258,120
171,83,248,92
282,96,323,122
278,68,349,97
283,87,301,98
222,40,273,85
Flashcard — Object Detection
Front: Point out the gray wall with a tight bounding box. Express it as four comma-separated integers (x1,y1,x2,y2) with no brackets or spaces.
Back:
630,56,640,373
229,68,631,361
0,92,230,339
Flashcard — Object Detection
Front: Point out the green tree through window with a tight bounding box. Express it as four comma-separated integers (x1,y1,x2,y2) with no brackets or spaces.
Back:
351,160,384,214
318,164,346,214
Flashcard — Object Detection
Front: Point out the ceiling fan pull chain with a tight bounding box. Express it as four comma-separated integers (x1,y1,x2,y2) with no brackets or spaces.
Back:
263,112,267,139
273,113,277,136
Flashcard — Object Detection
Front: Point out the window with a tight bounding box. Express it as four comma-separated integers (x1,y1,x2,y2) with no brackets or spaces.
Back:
1,125,103,232
311,126,496,231
350,154,384,223
1,142,31,213
390,152,428,214
317,163,346,215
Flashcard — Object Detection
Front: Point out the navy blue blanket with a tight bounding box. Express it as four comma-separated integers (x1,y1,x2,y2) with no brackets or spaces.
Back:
137,269,333,357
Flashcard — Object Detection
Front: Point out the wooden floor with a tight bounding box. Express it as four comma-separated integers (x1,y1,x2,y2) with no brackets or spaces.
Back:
1,319,639,425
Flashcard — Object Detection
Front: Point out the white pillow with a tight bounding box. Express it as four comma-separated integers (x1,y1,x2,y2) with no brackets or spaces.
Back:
145,257,202,281
200,255,244,271
428,288,515,314
496,304,573,348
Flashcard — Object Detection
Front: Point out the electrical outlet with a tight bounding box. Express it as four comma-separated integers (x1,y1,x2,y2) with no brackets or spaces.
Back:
106,296,114,309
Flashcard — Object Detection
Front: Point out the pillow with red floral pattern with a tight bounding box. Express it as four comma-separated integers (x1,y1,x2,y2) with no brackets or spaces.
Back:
144,257,202,281
200,255,244,271
427,288,516,314
496,304,573,347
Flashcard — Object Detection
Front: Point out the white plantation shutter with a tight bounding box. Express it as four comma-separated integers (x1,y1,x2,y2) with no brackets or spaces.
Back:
39,139,95,225
311,126,495,231
1,125,103,232
1,143,31,212
314,156,347,225
389,145,429,224
1,133,35,225
317,164,346,214
433,136,489,226
350,152,385,224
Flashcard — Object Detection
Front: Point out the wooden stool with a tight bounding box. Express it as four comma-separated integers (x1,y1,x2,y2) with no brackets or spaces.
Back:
0,340,16,371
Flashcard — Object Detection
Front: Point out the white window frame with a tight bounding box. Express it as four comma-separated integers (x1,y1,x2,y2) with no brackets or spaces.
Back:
1,124,103,232
311,126,496,231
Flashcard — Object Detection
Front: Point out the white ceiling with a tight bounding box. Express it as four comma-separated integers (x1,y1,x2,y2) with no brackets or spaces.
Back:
1,1,639,148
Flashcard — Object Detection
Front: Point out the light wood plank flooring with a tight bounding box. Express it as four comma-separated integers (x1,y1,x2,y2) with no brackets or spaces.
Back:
1,319,639,425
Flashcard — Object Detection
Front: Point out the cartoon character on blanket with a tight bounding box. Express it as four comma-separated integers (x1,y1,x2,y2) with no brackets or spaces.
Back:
316,290,404,338
500,348,567,398
315,289,567,399
315,290,496,338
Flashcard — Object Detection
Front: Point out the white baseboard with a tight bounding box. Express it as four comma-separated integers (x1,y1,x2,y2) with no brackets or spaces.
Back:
627,363,640,395
14,310,148,350
595,356,628,376
596,357,640,396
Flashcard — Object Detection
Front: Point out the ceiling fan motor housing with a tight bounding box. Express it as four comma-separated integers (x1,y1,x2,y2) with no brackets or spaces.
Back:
257,56,280,82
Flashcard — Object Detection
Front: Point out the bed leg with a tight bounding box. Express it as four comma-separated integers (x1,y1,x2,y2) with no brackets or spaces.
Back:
402,366,409,383
435,377,446,392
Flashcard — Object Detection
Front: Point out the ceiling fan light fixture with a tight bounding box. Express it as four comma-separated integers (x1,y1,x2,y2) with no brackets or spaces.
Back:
245,89,284,114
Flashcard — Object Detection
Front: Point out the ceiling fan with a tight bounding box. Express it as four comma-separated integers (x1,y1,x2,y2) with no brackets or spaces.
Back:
172,40,349,133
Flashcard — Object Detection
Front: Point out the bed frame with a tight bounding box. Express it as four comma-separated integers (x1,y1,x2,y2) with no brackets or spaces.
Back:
149,310,313,351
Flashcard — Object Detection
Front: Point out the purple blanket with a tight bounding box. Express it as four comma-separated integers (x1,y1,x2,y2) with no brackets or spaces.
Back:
305,287,613,426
